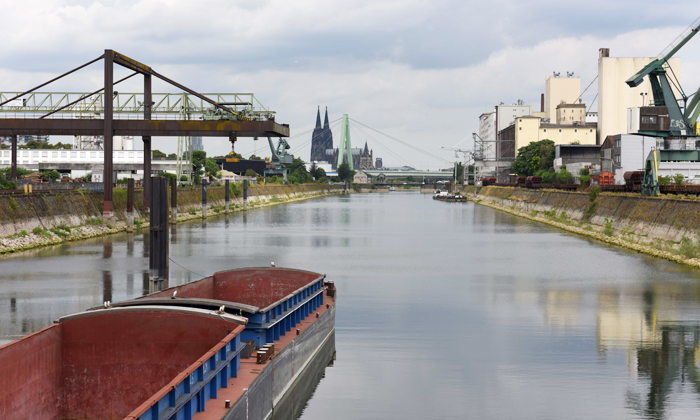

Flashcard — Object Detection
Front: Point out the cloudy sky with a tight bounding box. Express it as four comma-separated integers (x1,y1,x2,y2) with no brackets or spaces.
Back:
2,0,700,168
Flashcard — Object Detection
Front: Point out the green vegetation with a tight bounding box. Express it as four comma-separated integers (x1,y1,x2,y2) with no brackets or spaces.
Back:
157,171,177,180
603,218,614,236
659,175,672,185
267,175,283,184
337,162,355,182
679,235,700,258
50,227,69,238
18,139,71,150
42,170,61,183
32,226,53,239
245,169,258,178
188,209,197,215
205,158,220,178
86,217,103,225
512,139,555,177
579,167,590,187
285,157,313,184
153,149,167,159
191,151,207,184
674,173,685,186
583,186,600,220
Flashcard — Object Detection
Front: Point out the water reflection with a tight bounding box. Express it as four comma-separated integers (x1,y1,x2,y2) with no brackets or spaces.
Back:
2,193,700,419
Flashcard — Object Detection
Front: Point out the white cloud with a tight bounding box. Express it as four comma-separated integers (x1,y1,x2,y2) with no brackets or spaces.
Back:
2,1,700,167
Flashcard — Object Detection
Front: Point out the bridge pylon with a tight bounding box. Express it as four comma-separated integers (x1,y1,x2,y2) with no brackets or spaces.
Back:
337,114,354,169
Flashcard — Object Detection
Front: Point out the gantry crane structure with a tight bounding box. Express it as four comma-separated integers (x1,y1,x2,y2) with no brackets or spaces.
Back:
0,91,275,185
626,16,700,195
0,50,289,214
440,145,474,185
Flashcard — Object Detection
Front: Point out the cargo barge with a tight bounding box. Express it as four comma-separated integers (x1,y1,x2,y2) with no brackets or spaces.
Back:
0,267,336,420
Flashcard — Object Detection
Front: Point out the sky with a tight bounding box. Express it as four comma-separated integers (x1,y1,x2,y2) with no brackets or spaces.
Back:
2,0,700,169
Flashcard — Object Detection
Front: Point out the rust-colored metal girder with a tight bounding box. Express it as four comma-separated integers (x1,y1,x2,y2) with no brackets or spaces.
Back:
0,118,290,137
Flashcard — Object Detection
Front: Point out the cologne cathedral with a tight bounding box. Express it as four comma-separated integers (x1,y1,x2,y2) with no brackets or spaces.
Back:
310,107,375,170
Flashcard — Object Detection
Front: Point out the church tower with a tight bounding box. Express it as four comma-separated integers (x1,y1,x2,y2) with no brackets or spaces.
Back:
310,106,334,163
310,107,326,162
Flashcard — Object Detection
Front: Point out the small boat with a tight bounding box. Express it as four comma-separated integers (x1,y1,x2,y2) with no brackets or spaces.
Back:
389,186,396,192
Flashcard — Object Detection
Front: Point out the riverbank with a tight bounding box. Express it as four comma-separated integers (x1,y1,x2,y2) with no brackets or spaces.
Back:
0,184,345,255
464,186,700,268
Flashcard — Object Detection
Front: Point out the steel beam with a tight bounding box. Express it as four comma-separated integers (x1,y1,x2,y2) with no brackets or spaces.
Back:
0,119,290,137
143,73,152,208
103,49,114,216
10,134,16,180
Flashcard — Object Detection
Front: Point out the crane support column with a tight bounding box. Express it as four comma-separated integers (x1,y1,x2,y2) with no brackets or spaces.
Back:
103,50,114,217
143,73,152,208
10,134,17,180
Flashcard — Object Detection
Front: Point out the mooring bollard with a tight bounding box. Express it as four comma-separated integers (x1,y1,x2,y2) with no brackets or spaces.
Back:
170,178,177,224
149,177,169,293
201,179,208,218
243,179,248,210
225,180,230,213
126,179,134,232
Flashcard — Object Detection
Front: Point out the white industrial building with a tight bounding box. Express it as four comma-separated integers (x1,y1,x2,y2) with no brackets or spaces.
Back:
0,149,177,180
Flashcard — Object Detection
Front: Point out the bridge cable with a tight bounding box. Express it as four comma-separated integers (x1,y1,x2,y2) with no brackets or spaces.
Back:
349,118,450,164
350,123,414,168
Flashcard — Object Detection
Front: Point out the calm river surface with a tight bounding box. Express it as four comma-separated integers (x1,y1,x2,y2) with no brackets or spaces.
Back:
2,191,700,419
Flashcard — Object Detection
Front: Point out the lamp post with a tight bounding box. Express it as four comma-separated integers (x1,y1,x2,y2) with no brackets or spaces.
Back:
640,92,648,106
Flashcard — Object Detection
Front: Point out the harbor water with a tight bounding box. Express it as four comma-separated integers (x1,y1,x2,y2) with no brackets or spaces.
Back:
2,191,700,419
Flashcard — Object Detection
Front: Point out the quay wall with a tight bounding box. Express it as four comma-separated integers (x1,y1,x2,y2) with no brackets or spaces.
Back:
0,184,343,238
467,186,700,242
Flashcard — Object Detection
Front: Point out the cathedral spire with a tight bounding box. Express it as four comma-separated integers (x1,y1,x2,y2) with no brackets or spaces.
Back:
315,106,321,128
323,107,329,128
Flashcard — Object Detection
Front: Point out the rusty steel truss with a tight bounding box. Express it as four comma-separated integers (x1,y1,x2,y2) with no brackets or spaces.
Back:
0,50,289,215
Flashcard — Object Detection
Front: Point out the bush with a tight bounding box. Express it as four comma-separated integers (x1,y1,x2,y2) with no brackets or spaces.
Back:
679,235,700,258
603,218,614,236
86,218,103,225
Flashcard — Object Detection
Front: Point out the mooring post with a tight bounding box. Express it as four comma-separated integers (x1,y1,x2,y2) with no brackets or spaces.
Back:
225,180,230,213
10,134,17,181
170,178,177,224
149,177,169,293
202,179,208,218
126,178,134,232
243,180,248,210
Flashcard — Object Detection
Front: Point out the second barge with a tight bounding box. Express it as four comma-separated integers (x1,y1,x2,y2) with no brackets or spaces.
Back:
0,267,336,420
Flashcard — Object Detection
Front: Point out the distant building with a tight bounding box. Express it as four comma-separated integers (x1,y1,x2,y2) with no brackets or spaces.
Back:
375,157,383,168
597,48,681,142
192,136,203,152
553,144,602,179
545,74,580,122
555,102,586,125
310,107,333,163
353,169,368,184
501,115,597,155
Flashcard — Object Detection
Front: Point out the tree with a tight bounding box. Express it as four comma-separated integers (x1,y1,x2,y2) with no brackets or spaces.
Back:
204,158,220,178
82,172,93,182
167,153,177,160
284,157,313,184
312,167,326,181
158,171,177,180
245,169,258,177
191,151,207,184
512,139,556,177
248,155,264,161
267,176,283,184
337,162,355,182
153,149,167,159
674,173,685,186
555,168,574,185
42,170,61,182
579,167,590,187
659,175,672,185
